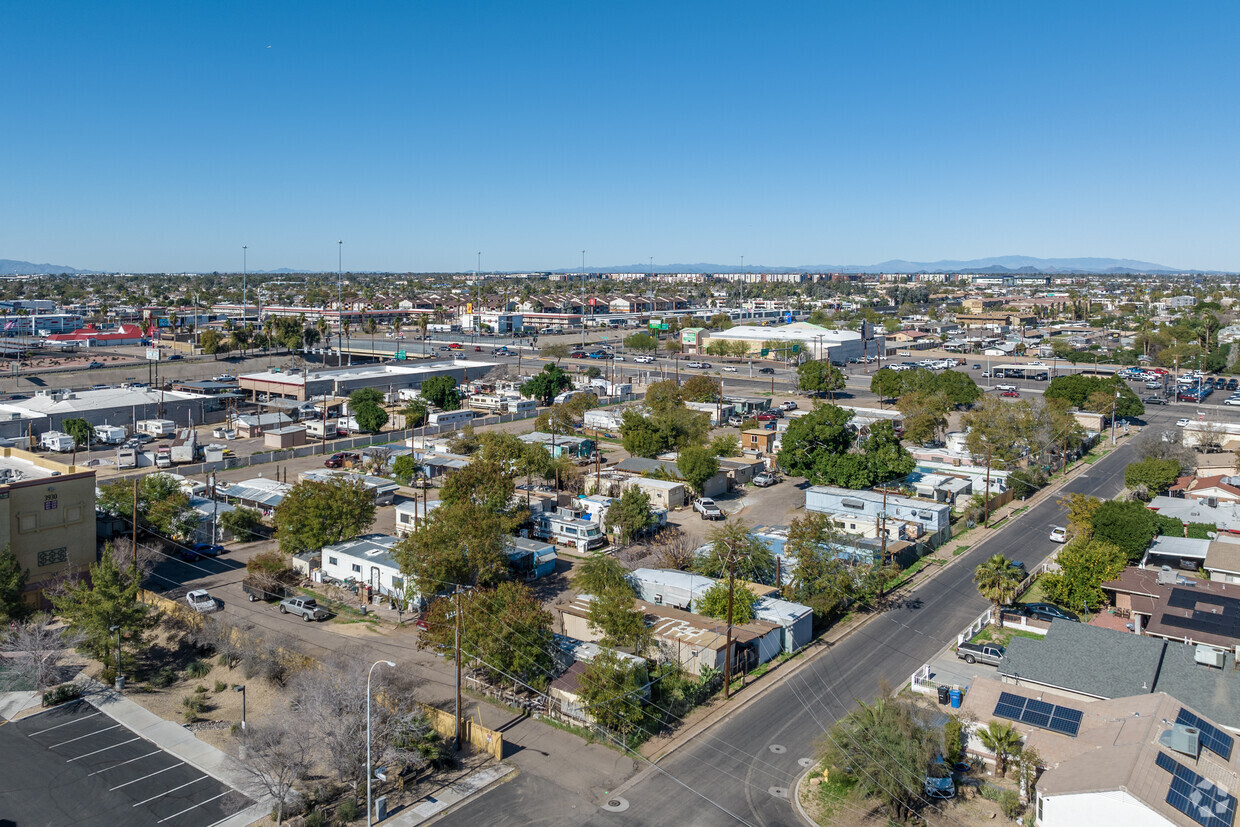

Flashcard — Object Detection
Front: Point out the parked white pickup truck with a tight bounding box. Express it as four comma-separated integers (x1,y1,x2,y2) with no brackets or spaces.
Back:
693,498,724,521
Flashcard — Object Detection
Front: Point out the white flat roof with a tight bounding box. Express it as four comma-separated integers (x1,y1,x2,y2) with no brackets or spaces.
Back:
0,454,60,482
13,387,208,414
706,321,860,344
241,359,496,386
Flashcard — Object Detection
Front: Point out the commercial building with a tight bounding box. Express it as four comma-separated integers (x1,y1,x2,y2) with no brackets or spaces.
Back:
239,360,498,403
45,323,147,347
697,321,881,363
0,386,220,439
0,449,96,601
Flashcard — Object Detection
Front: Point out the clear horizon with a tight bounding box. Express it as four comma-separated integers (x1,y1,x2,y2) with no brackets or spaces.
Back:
5,2,1239,273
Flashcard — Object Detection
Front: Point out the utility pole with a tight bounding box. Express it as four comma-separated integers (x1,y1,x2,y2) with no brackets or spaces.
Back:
1110,390,1119,446
723,553,737,699
453,585,464,751
131,478,138,566
982,446,993,528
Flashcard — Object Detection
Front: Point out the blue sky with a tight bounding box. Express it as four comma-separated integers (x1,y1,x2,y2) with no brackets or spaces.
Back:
4,1,1239,273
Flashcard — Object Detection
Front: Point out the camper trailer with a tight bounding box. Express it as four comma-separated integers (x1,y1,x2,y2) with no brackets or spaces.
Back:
427,409,475,428
532,506,607,553
95,425,127,445
116,446,137,469
39,431,75,453
170,429,198,463
136,419,177,438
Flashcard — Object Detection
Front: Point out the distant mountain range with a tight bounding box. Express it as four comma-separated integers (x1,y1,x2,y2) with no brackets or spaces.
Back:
0,255,1221,276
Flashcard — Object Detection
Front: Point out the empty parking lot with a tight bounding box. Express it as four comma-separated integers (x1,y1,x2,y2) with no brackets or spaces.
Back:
0,700,252,826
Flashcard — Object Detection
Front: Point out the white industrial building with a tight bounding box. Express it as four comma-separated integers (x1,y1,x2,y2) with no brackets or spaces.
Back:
696,321,882,363
239,360,498,402
0,386,221,439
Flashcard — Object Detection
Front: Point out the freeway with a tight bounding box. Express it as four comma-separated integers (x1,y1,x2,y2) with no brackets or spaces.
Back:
446,406,1187,827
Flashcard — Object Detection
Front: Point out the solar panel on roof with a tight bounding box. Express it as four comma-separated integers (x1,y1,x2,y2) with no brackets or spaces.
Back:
1155,750,1237,827
993,691,1082,737
1177,709,1235,761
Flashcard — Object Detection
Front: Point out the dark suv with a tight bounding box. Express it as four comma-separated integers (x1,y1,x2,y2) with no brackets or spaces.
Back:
1016,603,1078,623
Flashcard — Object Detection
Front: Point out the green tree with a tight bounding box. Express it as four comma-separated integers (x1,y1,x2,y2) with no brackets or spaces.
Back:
218,506,264,542
588,585,653,654
897,392,950,445
62,417,94,466
676,445,720,496
603,487,656,544
708,434,740,457
1059,493,1102,542
619,408,709,458
1045,374,1144,419
1091,499,1157,562
973,554,1024,626
976,720,1023,775
777,406,912,489
870,367,904,403
623,332,657,352
694,581,757,623
574,648,651,739
273,477,376,555
200,329,224,356
784,513,855,620
573,553,634,597
348,387,388,433
419,581,555,690
680,375,721,403
1124,456,1182,499
694,520,776,584
819,695,942,821
98,474,199,541
797,360,845,399
707,313,733,330
400,399,429,428
392,454,417,485
643,380,684,414
419,376,460,410
49,550,155,673
1040,539,1127,612
540,343,570,363
395,501,511,594
963,396,1030,526
521,363,572,406
0,546,30,622
439,459,517,516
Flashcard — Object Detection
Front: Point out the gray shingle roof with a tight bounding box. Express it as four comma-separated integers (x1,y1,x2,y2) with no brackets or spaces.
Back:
998,621,1166,699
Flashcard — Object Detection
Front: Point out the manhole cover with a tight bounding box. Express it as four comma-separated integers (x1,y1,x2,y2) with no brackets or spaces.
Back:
769,786,789,798
769,744,787,754
601,796,629,813
798,757,814,768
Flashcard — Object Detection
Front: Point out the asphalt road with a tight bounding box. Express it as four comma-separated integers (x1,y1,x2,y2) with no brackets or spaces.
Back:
0,700,251,826
447,410,1174,827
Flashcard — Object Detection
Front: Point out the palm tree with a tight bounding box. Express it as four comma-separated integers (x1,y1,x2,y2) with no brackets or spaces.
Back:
976,720,1023,776
417,314,429,356
973,554,1023,627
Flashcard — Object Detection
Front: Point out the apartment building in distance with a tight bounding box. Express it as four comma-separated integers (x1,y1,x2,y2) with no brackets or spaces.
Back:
0,448,96,602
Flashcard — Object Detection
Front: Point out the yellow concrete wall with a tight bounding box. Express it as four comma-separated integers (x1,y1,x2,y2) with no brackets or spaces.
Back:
421,703,504,760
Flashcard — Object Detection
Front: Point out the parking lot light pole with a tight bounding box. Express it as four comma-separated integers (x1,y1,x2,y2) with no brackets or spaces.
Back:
367,660,395,827
233,684,246,730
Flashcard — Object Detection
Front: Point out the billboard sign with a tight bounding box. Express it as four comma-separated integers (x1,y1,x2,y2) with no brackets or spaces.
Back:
145,348,161,362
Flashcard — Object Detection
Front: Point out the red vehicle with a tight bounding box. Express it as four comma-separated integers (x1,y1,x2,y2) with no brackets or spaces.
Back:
448,342,463,349
756,410,782,421
1001,390,1020,398
474,346,483,352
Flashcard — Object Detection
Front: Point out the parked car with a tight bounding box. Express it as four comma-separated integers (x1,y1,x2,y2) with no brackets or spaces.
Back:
758,367,776,375
726,415,744,427
1176,418,1192,427
1224,398,1240,407
1144,396,1168,405
185,589,219,613
753,472,779,487
1016,602,1078,622
756,411,781,422
955,641,1005,666
693,498,724,520
279,596,329,622
188,543,224,558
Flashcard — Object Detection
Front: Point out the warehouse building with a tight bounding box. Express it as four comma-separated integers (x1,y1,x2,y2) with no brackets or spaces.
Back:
0,386,221,439
697,321,882,363
239,359,497,402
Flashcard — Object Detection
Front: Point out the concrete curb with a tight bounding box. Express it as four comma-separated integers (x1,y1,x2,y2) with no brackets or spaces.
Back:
792,764,818,826
403,762,517,825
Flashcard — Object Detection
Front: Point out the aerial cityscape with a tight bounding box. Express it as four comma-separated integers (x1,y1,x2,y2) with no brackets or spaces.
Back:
4,3,1240,827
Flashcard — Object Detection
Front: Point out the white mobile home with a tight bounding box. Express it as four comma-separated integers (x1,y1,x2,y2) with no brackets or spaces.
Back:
318,534,415,603
532,506,606,553
39,431,75,453
427,409,474,428
136,419,177,438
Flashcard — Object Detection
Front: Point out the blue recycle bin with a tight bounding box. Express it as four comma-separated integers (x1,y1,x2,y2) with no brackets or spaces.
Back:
949,688,963,709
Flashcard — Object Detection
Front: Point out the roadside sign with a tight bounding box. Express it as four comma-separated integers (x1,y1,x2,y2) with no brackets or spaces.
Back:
145,348,160,362
395,350,406,360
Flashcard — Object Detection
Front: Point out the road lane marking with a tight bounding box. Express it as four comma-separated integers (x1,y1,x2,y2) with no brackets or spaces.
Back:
49,723,122,749
29,710,100,735
157,791,230,823
110,761,185,791
132,775,209,807
68,737,141,762
88,749,162,776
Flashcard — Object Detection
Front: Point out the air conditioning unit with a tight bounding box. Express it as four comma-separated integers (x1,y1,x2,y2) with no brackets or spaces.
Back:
1196,645,1225,669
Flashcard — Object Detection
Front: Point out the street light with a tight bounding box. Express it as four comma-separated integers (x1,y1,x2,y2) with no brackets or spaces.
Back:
109,624,122,689
242,245,248,326
234,684,246,730
337,241,344,366
367,660,396,827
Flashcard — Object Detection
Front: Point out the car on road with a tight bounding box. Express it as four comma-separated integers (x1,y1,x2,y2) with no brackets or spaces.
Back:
279,596,329,621
758,367,776,375
1177,418,1192,427
570,350,587,358
438,345,450,351
613,355,624,361
474,346,483,352
693,498,725,520
1225,398,1240,407
994,383,1017,392
722,366,738,372
632,355,656,364
753,472,779,487
1000,390,1020,398
1016,602,1079,623
971,364,981,370
1144,396,1168,405
213,374,235,382
87,361,104,369
167,354,183,360
185,589,219,613
448,342,462,349
1049,526,1067,543
686,361,712,369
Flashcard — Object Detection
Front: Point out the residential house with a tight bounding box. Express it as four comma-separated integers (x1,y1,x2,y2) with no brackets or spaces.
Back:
1170,474,1240,506
234,412,295,438
296,469,399,506
1103,565,1240,650
549,635,649,724
806,486,952,547
612,457,729,498
741,429,777,455
394,498,443,537
319,534,409,601
518,431,595,460
508,536,557,579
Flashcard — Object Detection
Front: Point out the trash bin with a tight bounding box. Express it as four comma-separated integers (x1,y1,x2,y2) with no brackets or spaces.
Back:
937,685,951,705
949,688,963,709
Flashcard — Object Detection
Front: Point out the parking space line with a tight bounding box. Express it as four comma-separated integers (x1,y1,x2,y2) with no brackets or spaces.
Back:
109,761,184,791
88,749,163,776
157,791,230,824
132,775,208,807
67,736,141,762
29,710,100,736
48,723,122,749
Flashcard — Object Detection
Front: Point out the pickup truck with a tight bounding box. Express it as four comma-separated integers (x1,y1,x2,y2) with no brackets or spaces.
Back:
279,596,329,621
693,498,725,521
955,641,1005,666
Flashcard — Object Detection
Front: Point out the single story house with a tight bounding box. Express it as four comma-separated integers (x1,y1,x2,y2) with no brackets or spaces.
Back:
612,457,728,499
234,412,295,438
741,429,777,455
1205,539,1240,584
1170,474,1240,506
394,498,443,537
319,533,410,602
508,536,557,579
518,431,595,460
263,425,308,449
806,486,952,547
1103,565,1240,650
297,468,399,506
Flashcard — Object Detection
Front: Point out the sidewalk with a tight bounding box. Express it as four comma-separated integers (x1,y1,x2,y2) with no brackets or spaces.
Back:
383,763,515,825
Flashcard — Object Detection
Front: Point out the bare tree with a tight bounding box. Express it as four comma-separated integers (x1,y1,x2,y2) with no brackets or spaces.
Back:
1,614,83,691
652,527,697,571
240,717,311,826
190,616,248,670
367,445,394,476
289,656,381,803
103,538,162,580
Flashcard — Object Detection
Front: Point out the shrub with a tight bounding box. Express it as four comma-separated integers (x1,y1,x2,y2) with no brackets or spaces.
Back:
42,683,83,708
999,789,1025,819
149,666,179,688
101,667,117,686
194,684,208,694
304,811,326,827
181,693,207,722
335,799,358,824
944,717,964,766
214,680,227,693
186,659,211,679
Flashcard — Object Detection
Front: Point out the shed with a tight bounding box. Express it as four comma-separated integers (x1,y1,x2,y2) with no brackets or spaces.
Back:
752,595,813,654
508,536,557,579
624,477,685,510
264,425,308,449
741,429,777,454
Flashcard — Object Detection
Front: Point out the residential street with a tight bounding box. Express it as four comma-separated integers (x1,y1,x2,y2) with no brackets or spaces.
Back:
444,410,1162,826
